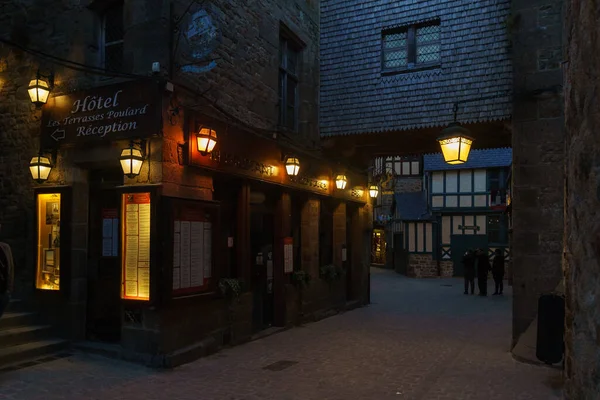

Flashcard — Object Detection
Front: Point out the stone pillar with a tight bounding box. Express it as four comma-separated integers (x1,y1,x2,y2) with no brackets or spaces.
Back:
564,0,600,397
237,182,251,286
273,192,291,326
301,199,319,279
510,0,565,345
332,202,346,268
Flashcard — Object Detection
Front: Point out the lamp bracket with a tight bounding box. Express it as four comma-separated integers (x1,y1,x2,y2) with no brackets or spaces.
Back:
129,138,147,156
36,69,55,90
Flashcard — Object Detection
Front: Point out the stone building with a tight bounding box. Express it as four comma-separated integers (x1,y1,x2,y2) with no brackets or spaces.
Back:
0,0,372,367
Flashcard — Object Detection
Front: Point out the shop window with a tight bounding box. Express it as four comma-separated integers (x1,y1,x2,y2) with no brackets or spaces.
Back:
36,193,62,291
121,192,151,301
382,20,441,73
102,1,124,72
488,215,507,244
171,198,217,297
279,28,302,131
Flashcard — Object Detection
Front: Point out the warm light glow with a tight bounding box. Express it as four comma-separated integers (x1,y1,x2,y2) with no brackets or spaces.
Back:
36,193,61,291
335,174,348,190
369,185,379,198
285,157,300,176
197,127,217,155
28,78,51,106
120,147,144,178
319,179,329,188
29,156,52,183
437,122,473,165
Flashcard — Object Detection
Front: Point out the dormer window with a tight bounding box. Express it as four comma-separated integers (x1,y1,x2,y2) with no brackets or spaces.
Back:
382,20,441,74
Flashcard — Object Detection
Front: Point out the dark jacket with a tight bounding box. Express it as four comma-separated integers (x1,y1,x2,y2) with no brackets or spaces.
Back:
492,254,505,276
476,253,491,277
462,252,476,276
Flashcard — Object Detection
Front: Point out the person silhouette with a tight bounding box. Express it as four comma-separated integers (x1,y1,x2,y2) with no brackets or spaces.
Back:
462,249,476,295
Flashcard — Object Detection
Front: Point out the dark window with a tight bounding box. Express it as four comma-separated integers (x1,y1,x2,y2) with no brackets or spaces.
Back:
103,2,124,72
279,36,300,131
382,20,441,73
488,215,507,244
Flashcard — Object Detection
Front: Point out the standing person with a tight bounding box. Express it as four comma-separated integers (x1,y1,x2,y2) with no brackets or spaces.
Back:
476,248,491,296
462,249,476,295
492,248,505,295
0,242,14,319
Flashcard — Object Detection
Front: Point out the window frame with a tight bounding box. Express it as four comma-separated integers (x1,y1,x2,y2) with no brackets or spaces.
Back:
383,155,422,177
279,36,301,132
101,1,125,72
381,20,441,75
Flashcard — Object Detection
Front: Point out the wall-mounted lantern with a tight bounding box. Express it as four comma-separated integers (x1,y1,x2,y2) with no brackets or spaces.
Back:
284,156,300,176
196,127,217,156
120,141,145,178
335,174,348,190
29,153,53,183
28,70,54,108
368,185,379,198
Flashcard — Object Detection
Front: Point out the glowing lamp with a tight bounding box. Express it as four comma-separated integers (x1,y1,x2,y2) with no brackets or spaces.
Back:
28,76,52,107
369,185,379,198
285,157,300,176
196,127,217,155
335,174,348,190
29,155,52,183
437,122,474,165
120,144,144,178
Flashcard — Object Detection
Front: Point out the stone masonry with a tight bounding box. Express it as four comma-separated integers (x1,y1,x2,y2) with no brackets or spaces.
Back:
407,254,453,278
510,0,565,346
563,0,600,397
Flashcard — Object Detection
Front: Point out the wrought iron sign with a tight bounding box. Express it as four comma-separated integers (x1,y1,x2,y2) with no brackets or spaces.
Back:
210,150,275,177
290,176,327,191
351,189,363,198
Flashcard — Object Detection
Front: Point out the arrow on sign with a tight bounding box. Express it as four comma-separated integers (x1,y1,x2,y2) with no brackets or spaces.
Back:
51,129,66,141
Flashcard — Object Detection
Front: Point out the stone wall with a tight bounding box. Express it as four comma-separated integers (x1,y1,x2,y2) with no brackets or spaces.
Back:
510,0,565,345
563,0,600,397
407,254,437,278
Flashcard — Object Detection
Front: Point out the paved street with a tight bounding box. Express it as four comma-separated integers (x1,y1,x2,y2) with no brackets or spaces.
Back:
0,268,562,400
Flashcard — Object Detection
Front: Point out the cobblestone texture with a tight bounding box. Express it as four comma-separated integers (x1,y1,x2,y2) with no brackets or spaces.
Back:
0,268,562,400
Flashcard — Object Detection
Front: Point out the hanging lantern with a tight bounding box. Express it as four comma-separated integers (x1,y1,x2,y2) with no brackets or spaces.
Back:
120,143,145,178
335,174,348,190
28,74,53,107
196,127,217,155
368,185,379,198
284,157,300,176
437,122,474,165
29,155,53,183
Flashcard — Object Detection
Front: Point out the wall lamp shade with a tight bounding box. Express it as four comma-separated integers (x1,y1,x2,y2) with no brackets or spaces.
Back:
369,185,379,198
196,127,217,155
284,157,300,176
335,174,348,190
29,156,52,183
120,146,144,178
28,78,51,107
437,122,474,165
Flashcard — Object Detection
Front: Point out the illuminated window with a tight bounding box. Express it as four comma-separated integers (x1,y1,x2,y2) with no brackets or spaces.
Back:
36,193,61,291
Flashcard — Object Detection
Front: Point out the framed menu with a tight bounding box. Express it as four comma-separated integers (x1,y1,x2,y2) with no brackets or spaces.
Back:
121,192,151,301
171,200,216,296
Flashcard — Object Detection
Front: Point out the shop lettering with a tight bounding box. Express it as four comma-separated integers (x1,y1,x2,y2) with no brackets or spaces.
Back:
290,176,327,191
210,151,275,177
71,90,123,114
77,121,138,138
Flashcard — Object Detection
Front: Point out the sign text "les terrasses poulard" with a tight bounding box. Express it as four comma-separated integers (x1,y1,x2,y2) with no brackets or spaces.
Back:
41,80,161,148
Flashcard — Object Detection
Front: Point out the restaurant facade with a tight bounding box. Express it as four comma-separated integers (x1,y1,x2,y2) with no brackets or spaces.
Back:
0,0,372,366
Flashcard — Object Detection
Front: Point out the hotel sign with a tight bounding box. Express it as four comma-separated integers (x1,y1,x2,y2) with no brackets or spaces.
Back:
41,80,162,148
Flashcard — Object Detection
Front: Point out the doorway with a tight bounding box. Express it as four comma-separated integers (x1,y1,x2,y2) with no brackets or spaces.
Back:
86,169,123,342
250,191,275,333
372,229,386,265
450,234,488,277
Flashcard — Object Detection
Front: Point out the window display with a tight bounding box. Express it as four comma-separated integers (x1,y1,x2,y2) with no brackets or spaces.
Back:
121,192,151,301
36,193,61,290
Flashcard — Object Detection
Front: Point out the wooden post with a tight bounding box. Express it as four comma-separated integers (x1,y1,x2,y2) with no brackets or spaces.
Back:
237,182,251,286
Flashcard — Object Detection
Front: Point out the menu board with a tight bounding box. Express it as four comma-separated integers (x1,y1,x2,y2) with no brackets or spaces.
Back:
121,192,151,301
172,203,213,295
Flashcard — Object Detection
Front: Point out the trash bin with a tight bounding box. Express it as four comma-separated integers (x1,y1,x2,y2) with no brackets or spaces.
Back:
536,293,565,365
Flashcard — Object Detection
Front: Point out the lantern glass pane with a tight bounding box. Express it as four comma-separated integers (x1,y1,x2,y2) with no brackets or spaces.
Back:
335,175,347,190
197,128,217,153
29,156,52,181
28,79,50,104
120,148,144,176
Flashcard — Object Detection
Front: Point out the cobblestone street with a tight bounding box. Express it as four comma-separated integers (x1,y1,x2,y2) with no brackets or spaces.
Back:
0,268,562,400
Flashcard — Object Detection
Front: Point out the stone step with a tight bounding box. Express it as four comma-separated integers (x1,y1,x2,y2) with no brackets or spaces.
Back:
0,325,53,349
0,312,37,330
0,339,69,368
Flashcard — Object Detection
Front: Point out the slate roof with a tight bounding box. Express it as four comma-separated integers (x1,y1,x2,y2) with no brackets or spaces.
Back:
320,0,512,137
395,192,433,221
423,147,512,172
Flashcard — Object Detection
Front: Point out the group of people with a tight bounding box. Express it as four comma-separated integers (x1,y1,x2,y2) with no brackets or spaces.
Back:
462,248,505,296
